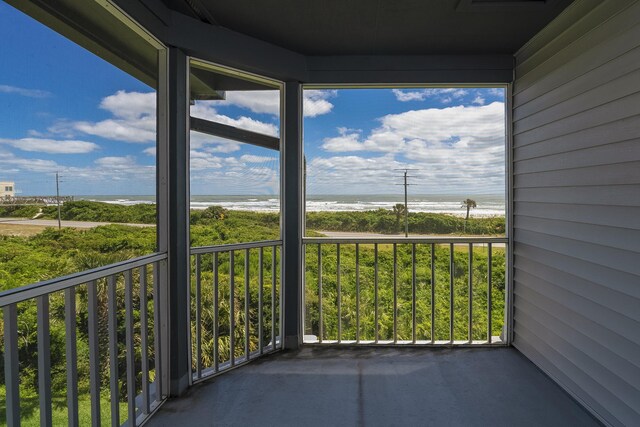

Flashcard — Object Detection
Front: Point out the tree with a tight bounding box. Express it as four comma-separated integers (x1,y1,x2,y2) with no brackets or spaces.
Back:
461,198,477,220
392,203,406,231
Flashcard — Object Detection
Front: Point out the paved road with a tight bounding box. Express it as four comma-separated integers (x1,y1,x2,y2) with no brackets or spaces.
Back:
0,218,153,228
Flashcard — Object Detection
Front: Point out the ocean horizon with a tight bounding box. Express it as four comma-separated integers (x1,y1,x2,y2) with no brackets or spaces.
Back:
77,194,505,217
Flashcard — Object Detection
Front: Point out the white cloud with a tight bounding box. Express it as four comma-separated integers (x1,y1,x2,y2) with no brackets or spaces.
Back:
42,91,157,144
392,88,468,103
190,132,242,153
306,154,407,194
240,154,276,163
472,96,485,105
94,156,138,169
0,84,51,98
321,128,366,152
190,150,224,170
80,156,155,183
67,91,157,143
303,90,337,117
0,150,156,193
100,91,156,120
190,157,280,195
48,90,282,150
27,88,330,165
65,156,155,185
322,102,504,153
189,101,278,153
312,102,506,194
223,91,280,115
202,89,335,118
73,118,156,143
0,138,98,154
392,90,428,102
143,147,156,156
486,88,505,97
0,152,60,173
191,102,279,137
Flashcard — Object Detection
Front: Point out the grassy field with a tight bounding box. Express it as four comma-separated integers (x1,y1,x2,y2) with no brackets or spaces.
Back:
0,223,47,237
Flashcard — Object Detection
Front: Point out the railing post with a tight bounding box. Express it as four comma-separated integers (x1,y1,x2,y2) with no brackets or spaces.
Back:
282,81,303,350
3,305,19,427
159,46,191,395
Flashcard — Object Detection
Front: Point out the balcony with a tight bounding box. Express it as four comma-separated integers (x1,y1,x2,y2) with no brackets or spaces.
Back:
2,237,513,426
146,346,600,427
2,0,639,426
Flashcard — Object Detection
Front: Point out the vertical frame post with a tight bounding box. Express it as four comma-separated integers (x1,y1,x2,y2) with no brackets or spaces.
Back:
156,47,170,398
505,83,515,345
282,81,303,349
163,47,191,396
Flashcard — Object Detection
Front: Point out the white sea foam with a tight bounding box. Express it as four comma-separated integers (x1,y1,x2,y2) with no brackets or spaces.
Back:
80,194,505,217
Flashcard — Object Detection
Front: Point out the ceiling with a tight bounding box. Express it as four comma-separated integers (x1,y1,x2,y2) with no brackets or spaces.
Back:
166,0,577,56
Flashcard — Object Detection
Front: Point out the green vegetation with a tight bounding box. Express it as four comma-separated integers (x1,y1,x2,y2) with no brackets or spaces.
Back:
304,243,505,342
0,200,157,224
307,208,504,235
0,225,155,290
0,202,505,425
1,201,504,235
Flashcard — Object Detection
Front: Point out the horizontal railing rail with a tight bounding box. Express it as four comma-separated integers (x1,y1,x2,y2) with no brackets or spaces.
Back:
303,237,507,346
190,240,283,383
304,237,508,245
0,252,167,307
190,239,283,255
1,253,167,427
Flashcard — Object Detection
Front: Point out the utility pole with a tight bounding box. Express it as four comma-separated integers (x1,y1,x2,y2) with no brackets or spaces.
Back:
403,170,408,237
394,168,418,238
56,172,61,230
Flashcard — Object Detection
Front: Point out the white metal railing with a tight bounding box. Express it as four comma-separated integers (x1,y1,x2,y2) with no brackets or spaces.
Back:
303,237,508,345
0,252,167,427
190,240,282,382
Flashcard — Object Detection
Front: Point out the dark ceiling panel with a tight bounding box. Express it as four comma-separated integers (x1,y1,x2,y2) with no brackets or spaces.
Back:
168,0,576,55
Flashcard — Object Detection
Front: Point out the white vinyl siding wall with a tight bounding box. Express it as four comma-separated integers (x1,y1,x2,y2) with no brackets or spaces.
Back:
512,0,640,426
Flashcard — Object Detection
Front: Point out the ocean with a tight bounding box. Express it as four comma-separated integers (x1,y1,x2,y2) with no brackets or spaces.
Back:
79,194,505,217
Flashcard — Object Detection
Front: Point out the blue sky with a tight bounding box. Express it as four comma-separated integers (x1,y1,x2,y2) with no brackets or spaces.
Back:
303,88,505,195
0,2,505,197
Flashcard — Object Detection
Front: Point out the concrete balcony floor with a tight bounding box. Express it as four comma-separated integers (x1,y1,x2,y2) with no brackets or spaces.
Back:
147,347,601,427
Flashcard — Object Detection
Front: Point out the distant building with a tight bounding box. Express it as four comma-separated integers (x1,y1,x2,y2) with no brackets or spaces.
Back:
0,181,15,198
